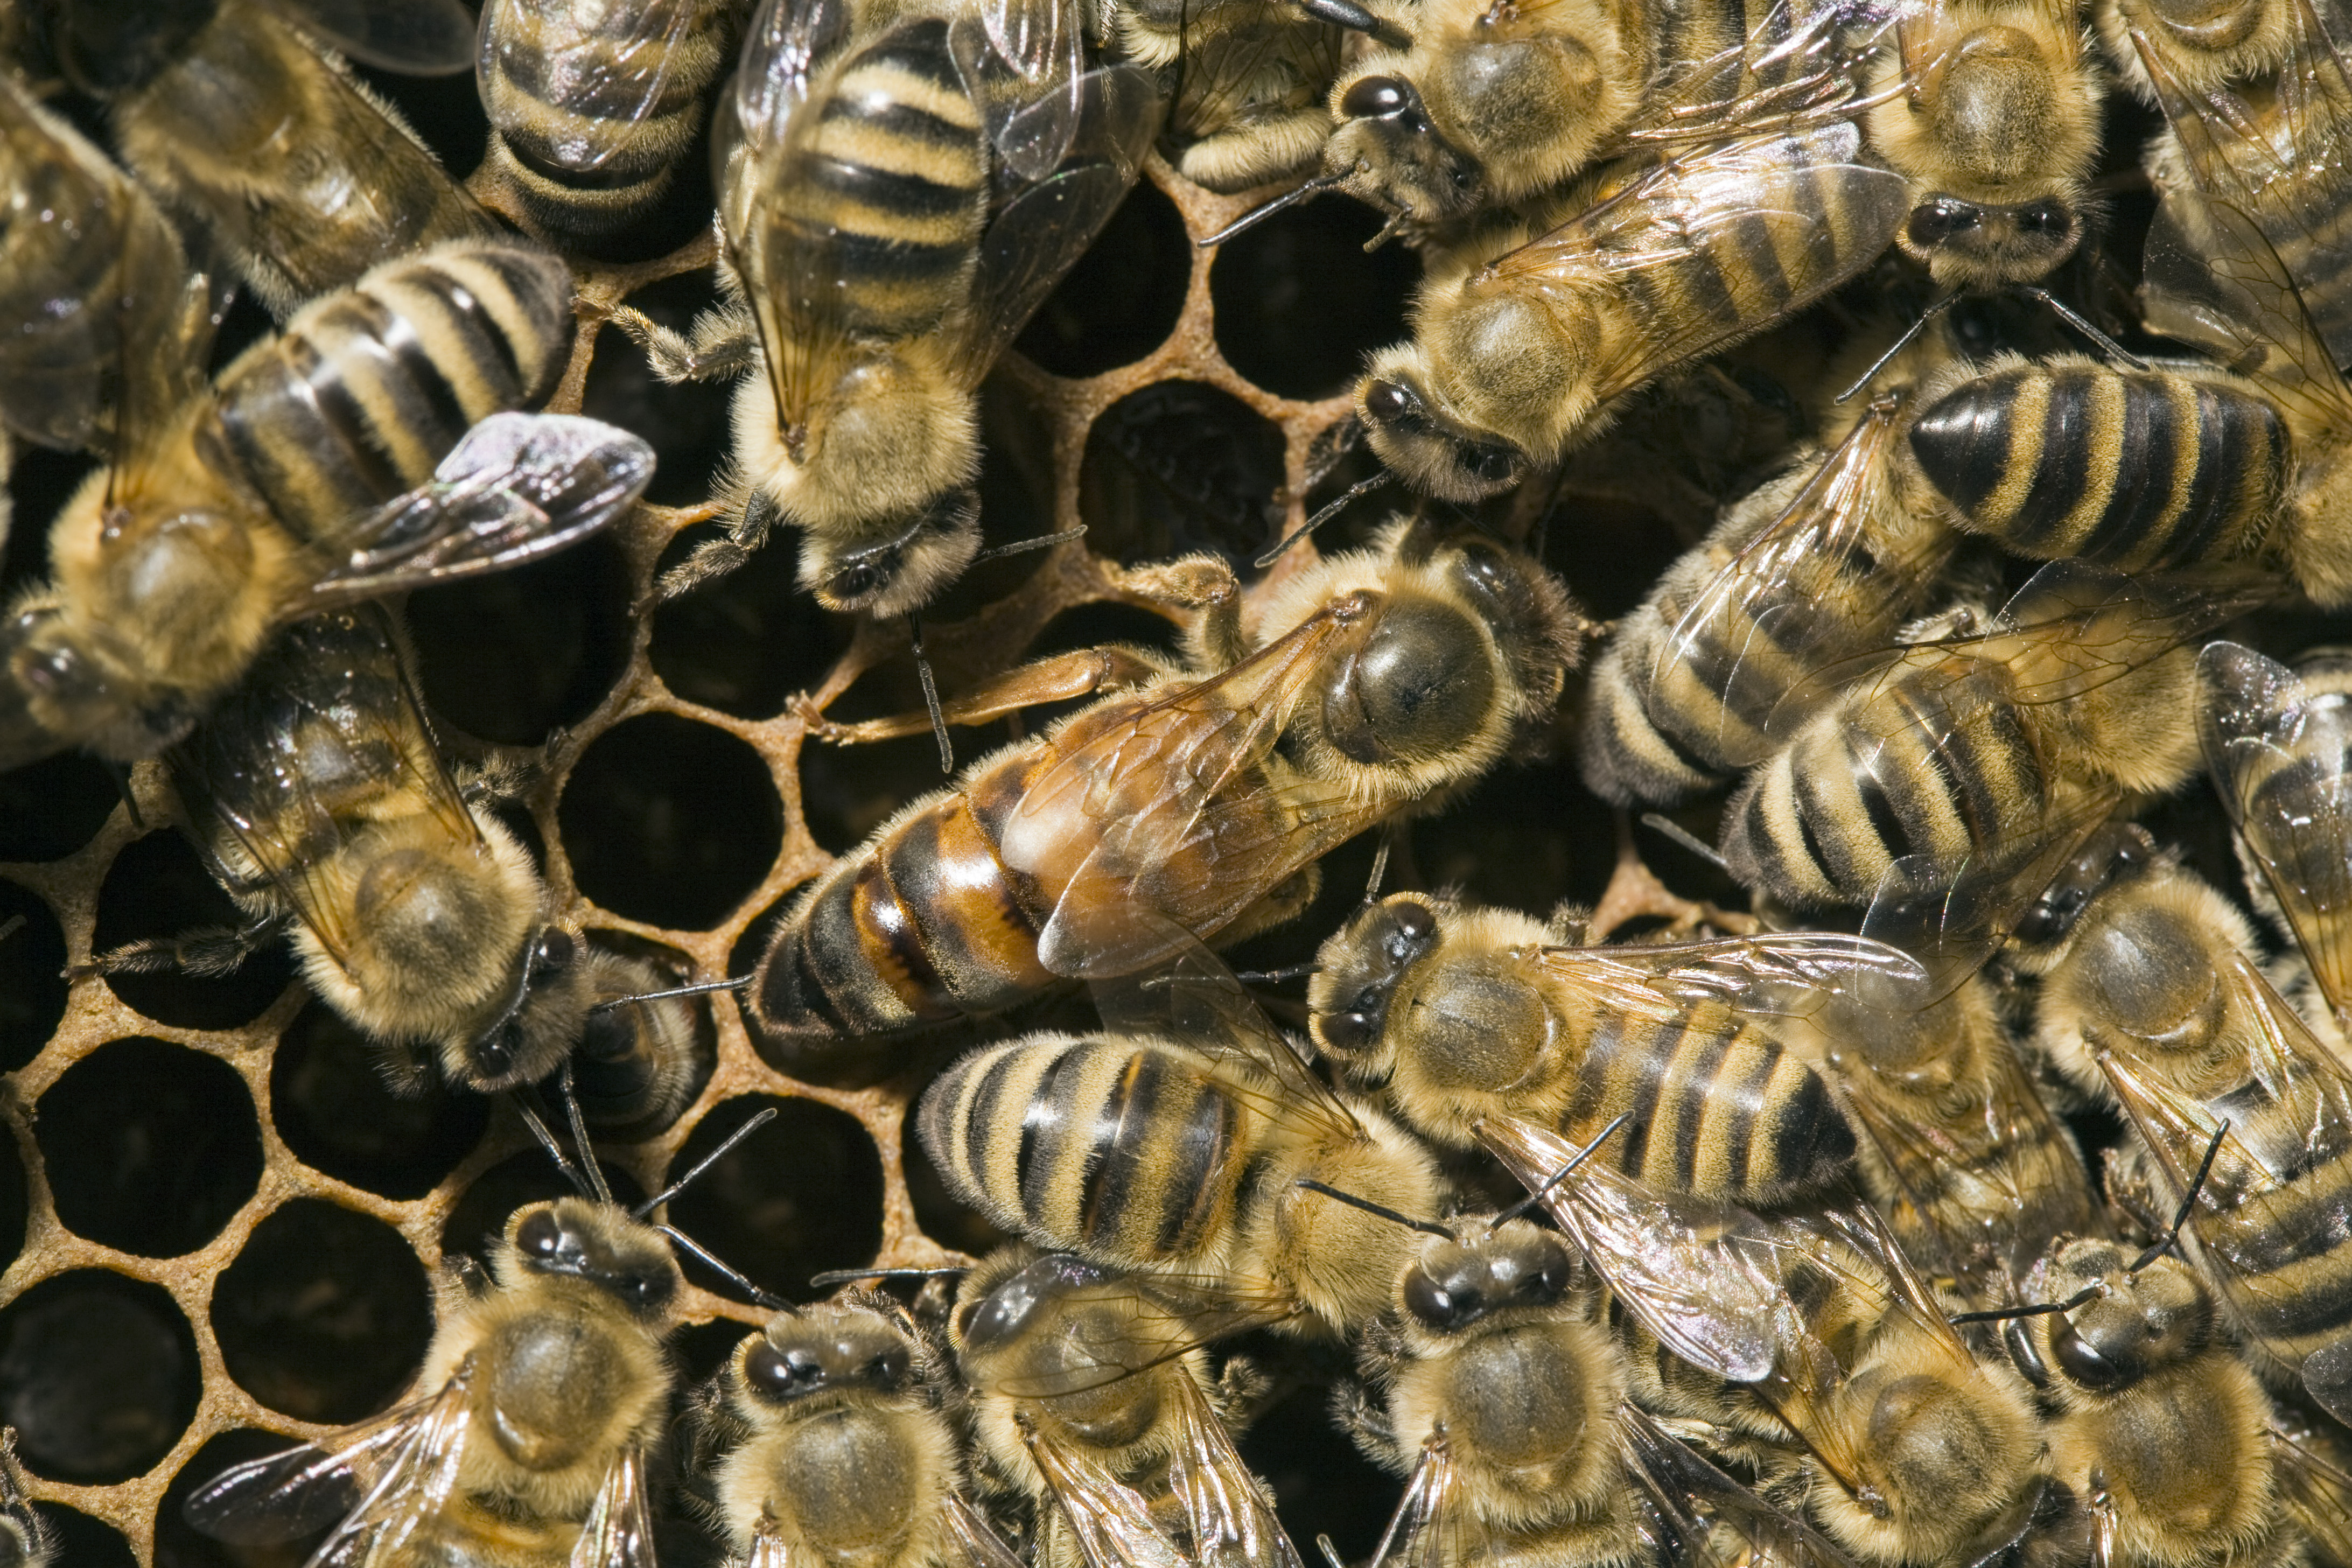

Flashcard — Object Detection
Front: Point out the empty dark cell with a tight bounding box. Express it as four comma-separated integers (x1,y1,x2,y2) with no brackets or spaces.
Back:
29,1504,136,1568
650,524,852,720
90,831,295,1029
670,1317,753,1388
0,750,116,861
407,533,633,745
1080,381,1287,568
1012,178,1191,377
1416,753,1609,916
1535,493,1684,621
156,1427,335,1568
439,1151,646,1273
201,286,277,381
0,884,65,1072
665,1096,884,1306
796,728,940,862
0,1270,200,1483
213,1200,433,1424
559,714,783,929
1212,200,1420,401
1237,1383,1404,1565
2,444,93,593
349,60,488,178
583,318,733,507
0,1131,19,1278
38,1036,262,1257
272,1002,488,1199
899,1097,1009,1258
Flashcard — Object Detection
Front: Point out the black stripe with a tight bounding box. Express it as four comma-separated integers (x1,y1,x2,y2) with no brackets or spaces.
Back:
1774,1064,1852,1191
1082,1051,1163,1244
2005,368,2094,549
1157,1072,1237,1253
1609,1017,1667,1181
858,21,963,91
791,877,866,1032
1785,766,1838,897
822,92,976,150
288,318,409,504
2082,373,2172,562
405,260,529,406
1017,1047,1082,1222
806,154,977,219
1908,373,2016,515
1670,1025,1732,1192
870,825,950,1004
1721,1035,1779,1195
961,1047,1017,1190
346,289,473,469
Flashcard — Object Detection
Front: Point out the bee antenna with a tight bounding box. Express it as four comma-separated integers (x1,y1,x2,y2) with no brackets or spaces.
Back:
809,1265,972,1289
0,915,24,947
103,759,146,832
2127,1117,2230,1275
587,975,752,1014
658,1222,788,1310
1293,1178,1454,1238
634,1105,780,1219
1362,830,1395,904
1638,813,1729,872
1234,962,1322,984
1831,289,1958,404
1292,0,1411,44
907,611,954,776
1257,472,1392,568
1318,1535,1349,1568
971,525,1086,564
514,1097,596,1200
1199,172,1350,249
557,1059,614,1207
1947,1285,2104,1325
1487,1114,1628,1233
2014,286,2149,372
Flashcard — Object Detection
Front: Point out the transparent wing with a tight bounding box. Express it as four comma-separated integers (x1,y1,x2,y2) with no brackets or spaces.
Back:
301,414,655,610
947,0,1088,179
1366,1432,1481,1568
735,0,855,145
2269,1425,2352,1566
184,1369,471,1553
1165,1370,1307,1568
1029,1432,1198,1568
478,0,709,173
2197,641,2352,1030
570,1448,656,1568
279,0,478,72
1621,1403,1860,1568
1625,0,1899,146
1539,932,1929,1027
986,1275,1301,1401
947,1493,1031,1568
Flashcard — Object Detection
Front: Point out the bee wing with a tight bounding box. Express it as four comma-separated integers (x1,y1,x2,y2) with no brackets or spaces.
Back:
2197,641,2352,1028
1165,1368,1308,1568
998,599,1388,980
1624,0,1897,146
989,1276,1302,1400
171,609,480,976
276,0,479,73
2269,1425,2352,1565
476,0,713,173
1654,394,1920,768
945,0,1093,181
955,64,1161,381
1363,1430,1483,1568
1483,124,1909,405
736,0,856,145
183,1368,472,1552
1027,1436,1198,1568
1620,1403,1859,1568
569,1447,656,1568
1816,1207,1971,1360
946,1493,1030,1568
1541,931,1929,1025
1476,1114,1794,1383
302,414,655,610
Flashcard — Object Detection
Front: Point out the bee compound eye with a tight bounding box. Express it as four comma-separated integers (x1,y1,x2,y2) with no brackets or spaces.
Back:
1402,1267,1457,1326
1363,379,1414,422
1387,899,1438,951
534,929,576,974
1465,445,1515,484
866,1345,911,1386
517,1208,563,1258
2049,1312,2142,1393
745,1339,823,1398
1340,75,1412,118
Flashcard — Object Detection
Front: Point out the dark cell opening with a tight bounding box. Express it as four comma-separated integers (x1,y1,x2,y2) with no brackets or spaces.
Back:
0,1270,200,1484
0,883,66,1072
348,61,487,186
29,1503,136,1568
438,1151,646,1274
90,831,296,1029
0,751,117,862
664,1095,884,1306
1,444,91,595
155,1427,334,1568
1238,1381,1406,1565
670,1317,754,1389
213,1200,433,1424
1013,178,1192,377
1080,381,1287,569
1212,199,1419,401
558,713,784,928
37,1036,261,1257
272,1000,491,1199
583,284,735,507
650,523,852,720
900,1096,1009,1258
407,531,633,746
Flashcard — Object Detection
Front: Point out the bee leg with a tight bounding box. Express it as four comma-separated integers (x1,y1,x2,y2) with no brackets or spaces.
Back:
1117,554,1244,669
457,752,542,806
794,646,1174,745
609,302,759,384
75,914,285,981
1328,1377,1402,1468
1210,1351,1279,1429
654,487,772,602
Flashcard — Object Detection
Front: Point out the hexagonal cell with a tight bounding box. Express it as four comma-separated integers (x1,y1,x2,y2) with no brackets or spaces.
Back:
438,1150,647,1272
1013,177,1192,378
0,1270,201,1484
1080,381,1287,567
271,1000,491,1200
0,882,65,1072
664,1095,884,1306
1210,199,1420,401
407,533,634,746
0,751,117,863
155,1428,335,1567
28,1503,135,1568
36,1037,262,1258
582,274,737,506
559,713,785,929
89,831,295,1029
650,525,853,720
213,1200,433,1424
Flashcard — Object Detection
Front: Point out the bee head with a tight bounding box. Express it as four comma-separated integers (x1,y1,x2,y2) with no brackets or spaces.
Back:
1356,355,1523,501
1325,74,1486,225
457,924,591,1091
1401,1218,1574,1331
1310,893,1445,1076
506,1196,680,1316
802,489,982,621
739,1306,918,1408
3,596,194,760
565,950,698,1132
1902,195,2082,290
956,1252,1110,1355
2012,1239,2213,1397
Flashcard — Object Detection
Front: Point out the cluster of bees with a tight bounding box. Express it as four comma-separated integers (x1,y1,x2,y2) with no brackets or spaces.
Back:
3,0,2352,1561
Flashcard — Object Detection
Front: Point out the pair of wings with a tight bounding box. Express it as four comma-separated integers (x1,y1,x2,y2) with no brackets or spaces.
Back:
1170,15,1340,138
260,0,479,74
183,1362,661,1567
477,0,723,172
752,1495,1027,1568
725,0,1160,440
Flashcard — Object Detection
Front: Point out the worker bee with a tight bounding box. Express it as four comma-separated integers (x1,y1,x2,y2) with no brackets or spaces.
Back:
1164,12,1342,194
951,1246,1304,1568
38,0,493,315
701,1295,1026,1568
1304,892,1909,1207
1481,1115,2049,1568
475,0,747,245
921,941,1443,1333
570,949,705,1133
1356,119,1911,501
753,522,1581,1067
1717,561,2256,915
0,239,581,772
0,1430,52,1568
2033,851,2352,1427
617,0,1159,612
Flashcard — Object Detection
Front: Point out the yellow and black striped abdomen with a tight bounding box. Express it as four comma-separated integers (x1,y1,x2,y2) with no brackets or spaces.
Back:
776,18,988,338
2201,1140,2352,1373
1565,1002,1856,1203
211,241,573,537
1907,362,2288,570
919,1036,1253,1270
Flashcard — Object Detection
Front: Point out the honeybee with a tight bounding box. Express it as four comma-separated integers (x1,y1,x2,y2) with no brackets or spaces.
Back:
2197,640,2352,1040
0,1431,51,1568
571,949,705,1133
752,523,1581,1067
951,1247,1305,1568
922,942,1443,1333
1165,13,1341,194
1481,1116,2050,1568
1356,120,1911,501
1303,892,1910,1207
41,0,494,314
2033,853,2352,1426
618,0,1159,612
0,239,580,771
476,0,747,244
1716,561,2255,914
701,1296,1026,1568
